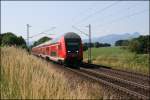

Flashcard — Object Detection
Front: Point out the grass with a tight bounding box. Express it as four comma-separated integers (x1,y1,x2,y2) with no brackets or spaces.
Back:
83,47,149,75
1,47,117,99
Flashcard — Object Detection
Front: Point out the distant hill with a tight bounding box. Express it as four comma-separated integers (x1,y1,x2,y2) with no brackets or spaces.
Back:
83,32,140,45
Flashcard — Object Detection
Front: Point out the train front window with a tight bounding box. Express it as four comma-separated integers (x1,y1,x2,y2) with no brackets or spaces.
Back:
67,42,79,52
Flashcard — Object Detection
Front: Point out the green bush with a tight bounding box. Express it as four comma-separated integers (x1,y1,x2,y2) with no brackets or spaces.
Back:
128,35,149,54
0,32,27,49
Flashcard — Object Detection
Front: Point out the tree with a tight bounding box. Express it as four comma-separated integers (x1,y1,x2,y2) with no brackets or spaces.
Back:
1,32,18,46
16,36,27,49
1,32,27,49
0,34,2,45
128,40,141,53
115,40,129,46
16,36,26,46
94,42,111,47
103,43,111,47
83,43,88,51
122,40,129,46
94,42,100,48
33,36,52,46
89,43,94,48
128,35,149,54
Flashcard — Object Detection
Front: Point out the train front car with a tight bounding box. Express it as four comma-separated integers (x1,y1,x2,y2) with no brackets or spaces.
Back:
64,32,83,67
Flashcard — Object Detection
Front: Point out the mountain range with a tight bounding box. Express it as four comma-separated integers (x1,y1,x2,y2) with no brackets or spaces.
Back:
83,32,140,45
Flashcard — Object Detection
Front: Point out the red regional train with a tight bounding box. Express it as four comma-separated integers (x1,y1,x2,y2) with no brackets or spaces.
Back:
32,32,83,68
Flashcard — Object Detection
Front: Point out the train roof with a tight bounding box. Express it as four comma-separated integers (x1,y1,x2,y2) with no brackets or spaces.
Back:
33,40,51,48
50,32,80,43
64,32,81,39
33,32,80,48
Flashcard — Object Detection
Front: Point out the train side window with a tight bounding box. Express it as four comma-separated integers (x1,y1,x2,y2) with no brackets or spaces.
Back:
58,45,61,50
51,51,56,56
46,47,49,52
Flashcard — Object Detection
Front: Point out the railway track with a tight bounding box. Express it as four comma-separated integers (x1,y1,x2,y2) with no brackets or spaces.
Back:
67,67,149,99
81,62,150,86
93,67,150,87
65,63,150,99
35,56,150,99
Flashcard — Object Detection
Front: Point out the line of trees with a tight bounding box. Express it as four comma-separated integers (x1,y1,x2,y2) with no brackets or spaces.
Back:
115,35,149,54
115,40,129,46
0,32,52,51
83,42,111,51
0,32,27,49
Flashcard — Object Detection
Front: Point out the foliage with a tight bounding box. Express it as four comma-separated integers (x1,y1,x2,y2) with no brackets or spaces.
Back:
0,32,27,49
16,36,26,46
115,35,149,54
83,43,88,51
92,42,111,48
1,32,17,45
33,36,52,47
128,35,149,54
83,42,111,51
115,40,129,46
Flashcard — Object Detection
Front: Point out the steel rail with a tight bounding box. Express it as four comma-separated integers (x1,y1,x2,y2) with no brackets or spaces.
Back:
81,62,150,81
95,67,150,86
66,67,149,99
81,68,150,90
80,68,150,97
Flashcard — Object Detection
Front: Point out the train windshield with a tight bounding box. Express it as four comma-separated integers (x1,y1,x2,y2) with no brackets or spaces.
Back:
67,41,80,52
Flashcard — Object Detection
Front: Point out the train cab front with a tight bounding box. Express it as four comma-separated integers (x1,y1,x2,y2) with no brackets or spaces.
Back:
66,41,82,67
64,32,83,68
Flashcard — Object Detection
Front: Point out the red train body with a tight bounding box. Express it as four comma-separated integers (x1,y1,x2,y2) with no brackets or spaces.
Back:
32,32,83,67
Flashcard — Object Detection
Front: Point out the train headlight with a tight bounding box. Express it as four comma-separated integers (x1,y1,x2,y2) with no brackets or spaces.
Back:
76,50,79,53
68,51,71,53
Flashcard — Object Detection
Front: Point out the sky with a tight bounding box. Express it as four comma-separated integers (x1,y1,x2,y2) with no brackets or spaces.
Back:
1,1,149,42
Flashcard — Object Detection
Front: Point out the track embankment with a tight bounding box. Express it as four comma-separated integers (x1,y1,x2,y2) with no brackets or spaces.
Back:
36,56,150,99
67,62,150,99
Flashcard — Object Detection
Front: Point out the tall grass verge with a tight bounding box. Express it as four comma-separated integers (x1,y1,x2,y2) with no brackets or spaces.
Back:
1,47,116,99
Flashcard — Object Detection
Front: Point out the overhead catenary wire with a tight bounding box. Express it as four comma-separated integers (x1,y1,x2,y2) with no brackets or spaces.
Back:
54,1,121,37
94,8,149,30
74,1,121,25
71,3,98,24
62,1,120,34
59,3,97,34
72,25,89,36
88,3,139,27
29,27,56,38
72,3,138,31
70,1,148,38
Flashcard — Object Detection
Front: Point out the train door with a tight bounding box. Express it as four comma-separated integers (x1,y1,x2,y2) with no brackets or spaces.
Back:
58,43,62,58
46,47,49,55
48,46,51,56
56,44,59,57
50,45,57,57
